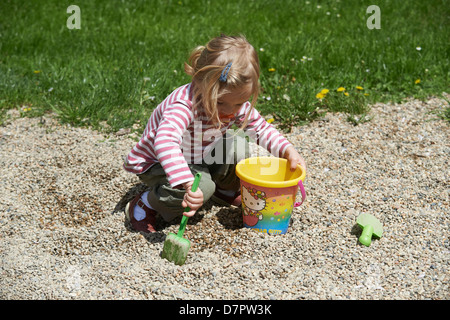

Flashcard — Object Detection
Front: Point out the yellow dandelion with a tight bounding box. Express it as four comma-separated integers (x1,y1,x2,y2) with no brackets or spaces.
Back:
337,87,345,92
364,93,369,96
267,118,275,124
316,92,325,99
415,79,421,84
344,92,349,96
268,68,276,72
356,86,364,90
34,70,41,74
320,88,329,95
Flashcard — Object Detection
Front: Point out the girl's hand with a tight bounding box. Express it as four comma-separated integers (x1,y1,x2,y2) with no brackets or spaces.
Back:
181,181,204,217
283,146,307,172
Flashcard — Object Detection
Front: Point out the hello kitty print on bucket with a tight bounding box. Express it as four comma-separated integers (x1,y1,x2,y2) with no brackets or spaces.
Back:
236,157,306,235
242,186,266,227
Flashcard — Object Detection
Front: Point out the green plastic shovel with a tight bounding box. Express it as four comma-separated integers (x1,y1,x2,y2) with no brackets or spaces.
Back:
356,213,383,247
161,173,201,265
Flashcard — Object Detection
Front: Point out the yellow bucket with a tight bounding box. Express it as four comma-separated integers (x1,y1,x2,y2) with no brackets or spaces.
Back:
235,157,306,235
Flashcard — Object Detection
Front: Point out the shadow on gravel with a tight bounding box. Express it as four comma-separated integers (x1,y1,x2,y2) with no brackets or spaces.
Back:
350,223,381,246
215,206,244,230
113,182,148,214
114,183,247,248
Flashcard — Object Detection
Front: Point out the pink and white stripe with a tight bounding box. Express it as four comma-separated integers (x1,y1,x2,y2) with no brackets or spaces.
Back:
123,83,293,187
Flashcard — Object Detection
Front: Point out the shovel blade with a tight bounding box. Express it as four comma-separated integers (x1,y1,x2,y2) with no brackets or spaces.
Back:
161,232,191,266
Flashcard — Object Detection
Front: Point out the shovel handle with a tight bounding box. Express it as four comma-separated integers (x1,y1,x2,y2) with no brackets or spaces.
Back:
359,224,374,247
178,173,202,237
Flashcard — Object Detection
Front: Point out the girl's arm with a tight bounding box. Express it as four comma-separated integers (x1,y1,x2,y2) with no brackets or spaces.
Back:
237,104,307,172
237,104,292,157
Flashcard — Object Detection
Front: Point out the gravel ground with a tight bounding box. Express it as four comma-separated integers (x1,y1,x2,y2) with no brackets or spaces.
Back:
0,95,448,300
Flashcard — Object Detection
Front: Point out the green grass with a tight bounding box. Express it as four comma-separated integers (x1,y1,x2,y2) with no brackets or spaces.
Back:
1,0,449,131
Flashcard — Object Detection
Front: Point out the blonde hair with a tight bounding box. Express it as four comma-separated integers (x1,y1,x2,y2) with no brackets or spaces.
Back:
184,34,260,128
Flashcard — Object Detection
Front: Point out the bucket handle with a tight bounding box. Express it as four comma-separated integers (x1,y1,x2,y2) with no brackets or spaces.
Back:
293,180,306,207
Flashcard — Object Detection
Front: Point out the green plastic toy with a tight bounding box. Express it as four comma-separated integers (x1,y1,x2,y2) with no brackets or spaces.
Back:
356,213,383,247
161,173,201,265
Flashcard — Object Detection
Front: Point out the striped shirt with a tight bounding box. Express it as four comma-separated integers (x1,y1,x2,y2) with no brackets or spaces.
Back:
123,83,293,187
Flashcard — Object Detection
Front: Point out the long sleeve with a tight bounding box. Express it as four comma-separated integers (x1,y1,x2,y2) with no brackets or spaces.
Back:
237,103,293,157
153,104,195,187
123,84,195,187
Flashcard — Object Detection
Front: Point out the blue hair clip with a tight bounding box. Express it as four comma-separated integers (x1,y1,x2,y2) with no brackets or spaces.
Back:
219,62,232,82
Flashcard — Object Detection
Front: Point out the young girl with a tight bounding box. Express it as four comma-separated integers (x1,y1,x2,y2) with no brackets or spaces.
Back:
123,34,306,233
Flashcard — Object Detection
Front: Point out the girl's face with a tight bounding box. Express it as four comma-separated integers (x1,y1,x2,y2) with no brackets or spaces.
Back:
217,85,252,119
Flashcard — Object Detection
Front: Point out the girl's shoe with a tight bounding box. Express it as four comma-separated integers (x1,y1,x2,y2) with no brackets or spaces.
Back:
125,192,157,233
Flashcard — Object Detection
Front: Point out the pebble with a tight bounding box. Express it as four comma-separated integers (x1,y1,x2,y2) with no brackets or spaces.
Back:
0,95,449,300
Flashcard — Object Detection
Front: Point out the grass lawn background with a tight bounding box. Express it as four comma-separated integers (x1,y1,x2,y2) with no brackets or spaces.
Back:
1,0,448,131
